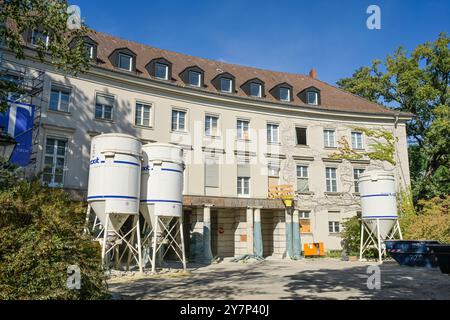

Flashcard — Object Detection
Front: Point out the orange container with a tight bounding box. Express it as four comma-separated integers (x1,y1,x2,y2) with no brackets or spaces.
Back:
304,242,325,257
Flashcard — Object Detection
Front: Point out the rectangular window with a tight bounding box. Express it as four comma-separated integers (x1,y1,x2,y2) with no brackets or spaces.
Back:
324,129,336,148
296,127,307,145
118,53,132,71
353,168,365,193
307,91,318,105
31,30,49,47
267,123,279,144
85,43,94,59
237,177,250,196
296,165,309,192
43,137,67,187
171,110,186,131
325,167,337,193
135,103,151,127
205,115,219,136
95,94,114,120
188,71,201,87
236,119,249,140
220,78,232,93
351,132,363,149
49,87,71,112
268,163,280,187
250,83,262,97
329,221,341,233
299,211,311,233
155,63,168,80
205,157,219,188
279,87,290,102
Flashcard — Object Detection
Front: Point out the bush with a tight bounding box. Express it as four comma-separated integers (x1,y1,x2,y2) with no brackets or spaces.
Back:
400,195,450,243
341,215,379,259
0,179,110,299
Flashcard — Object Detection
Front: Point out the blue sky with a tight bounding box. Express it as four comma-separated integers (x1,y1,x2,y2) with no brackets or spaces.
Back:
72,0,449,84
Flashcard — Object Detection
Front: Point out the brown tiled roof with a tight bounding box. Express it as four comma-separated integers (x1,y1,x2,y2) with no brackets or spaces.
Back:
88,30,399,116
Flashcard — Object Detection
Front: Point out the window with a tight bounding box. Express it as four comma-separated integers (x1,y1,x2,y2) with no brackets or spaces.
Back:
329,221,340,233
250,82,262,97
351,132,363,149
95,94,114,120
49,87,70,112
296,165,309,192
296,127,307,145
307,91,318,105
325,167,337,192
43,137,67,187
268,163,280,187
299,211,311,233
324,129,336,148
155,63,168,80
220,78,232,93
237,119,249,140
237,162,250,196
353,168,365,193
279,87,290,102
135,103,151,127
188,71,201,87
267,123,279,144
205,157,219,188
85,43,94,59
205,115,219,137
171,110,186,131
118,53,132,71
31,30,49,47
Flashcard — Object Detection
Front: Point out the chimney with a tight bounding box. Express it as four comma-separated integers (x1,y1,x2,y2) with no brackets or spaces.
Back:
309,68,317,79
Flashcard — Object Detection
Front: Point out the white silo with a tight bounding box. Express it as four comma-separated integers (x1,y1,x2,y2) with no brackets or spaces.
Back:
358,170,403,262
140,143,186,272
86,133,143,272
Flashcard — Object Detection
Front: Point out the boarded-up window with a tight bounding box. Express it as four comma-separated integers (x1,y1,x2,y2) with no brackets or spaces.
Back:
205,158,219,188
299,211,311,233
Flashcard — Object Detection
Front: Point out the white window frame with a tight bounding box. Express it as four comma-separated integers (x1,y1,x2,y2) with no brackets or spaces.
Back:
220,77,232,93
250,82,262,97
118,53,133,71
135,102,152,127
353,168,365,193
188,71,201,87
323,129,336,148
42,136,68,188
329,221,341,233
236,119,250,140
296,165,309,192
325,167,338,193
205,114,219,137
237,176,250,197
31,30,50,47
155,62,169,80
307,91,318,105
351,131,364,150
85,43,94,59
94,93,114,121
279,87,290,102
171,109,187,132
267,123,279,144
49,86,71,112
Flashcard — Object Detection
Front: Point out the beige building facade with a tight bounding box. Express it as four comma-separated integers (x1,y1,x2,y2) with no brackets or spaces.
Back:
0,30,412,260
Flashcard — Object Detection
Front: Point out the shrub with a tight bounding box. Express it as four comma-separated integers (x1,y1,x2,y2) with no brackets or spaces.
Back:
0,179,110,300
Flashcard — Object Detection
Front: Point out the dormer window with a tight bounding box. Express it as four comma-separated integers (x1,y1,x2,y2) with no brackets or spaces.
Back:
188,70,201,87
85,43,94,59
250,83,262,97
118,53,132,71
31,30,49,47
220,78,232,93
307,91,318,105
280,87,291,102
155,62,169,80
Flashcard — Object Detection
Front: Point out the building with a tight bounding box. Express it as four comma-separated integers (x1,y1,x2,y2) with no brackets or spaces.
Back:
0,29,412,260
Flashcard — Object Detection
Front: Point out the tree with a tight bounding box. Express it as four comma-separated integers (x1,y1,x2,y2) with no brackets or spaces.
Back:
0,0,90,111
337,33,449,203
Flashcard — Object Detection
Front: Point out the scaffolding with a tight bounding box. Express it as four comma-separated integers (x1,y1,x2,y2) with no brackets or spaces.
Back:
0,52,45,174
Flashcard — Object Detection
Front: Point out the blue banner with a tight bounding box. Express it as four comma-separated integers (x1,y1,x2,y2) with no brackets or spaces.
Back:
0,100,35,166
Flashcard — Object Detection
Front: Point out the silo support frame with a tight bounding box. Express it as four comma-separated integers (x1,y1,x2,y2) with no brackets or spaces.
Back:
359,219,403,263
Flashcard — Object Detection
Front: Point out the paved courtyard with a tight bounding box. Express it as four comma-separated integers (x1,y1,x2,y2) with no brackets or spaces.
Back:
108,258,450,300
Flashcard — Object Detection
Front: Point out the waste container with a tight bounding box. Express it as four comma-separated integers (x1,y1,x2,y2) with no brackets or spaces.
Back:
304,243,325,257
385,240,440,268
426,244,450,274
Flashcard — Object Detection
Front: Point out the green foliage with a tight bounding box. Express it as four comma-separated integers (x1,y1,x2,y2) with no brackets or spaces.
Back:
0,179,109,300
400,195,450,243
0,0,90,111
337,33,450,203
340,216,362,256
